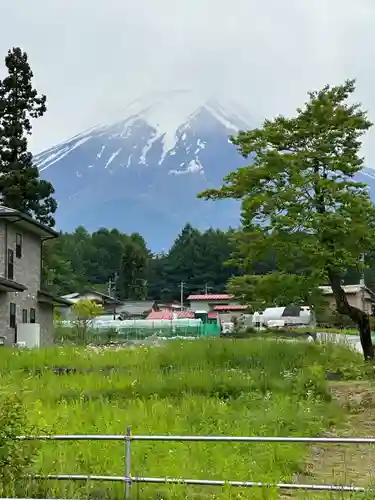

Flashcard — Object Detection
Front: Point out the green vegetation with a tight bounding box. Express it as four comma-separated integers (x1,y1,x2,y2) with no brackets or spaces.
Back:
1,339,371,499
199,80,375,359
117,238,148,300
71,299,104,343
43,223,239,302
0,47,56,226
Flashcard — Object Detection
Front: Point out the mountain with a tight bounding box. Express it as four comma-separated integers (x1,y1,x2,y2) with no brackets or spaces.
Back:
35,90,375,251
35,91,254,251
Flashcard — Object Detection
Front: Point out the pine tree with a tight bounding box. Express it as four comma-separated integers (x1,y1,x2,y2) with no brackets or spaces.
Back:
118,240,147,300
0,47,57,226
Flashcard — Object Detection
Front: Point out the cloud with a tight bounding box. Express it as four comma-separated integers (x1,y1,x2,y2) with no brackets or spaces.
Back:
1,0,375,159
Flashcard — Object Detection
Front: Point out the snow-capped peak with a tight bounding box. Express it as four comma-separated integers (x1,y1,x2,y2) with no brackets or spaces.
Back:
36,90,252,173
86,91,250,165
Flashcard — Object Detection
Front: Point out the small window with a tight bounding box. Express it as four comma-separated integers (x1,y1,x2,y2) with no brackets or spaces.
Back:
9,303,16,328
30,308,36,324
7,249,14,280
22,308,28,323
16,233,22,258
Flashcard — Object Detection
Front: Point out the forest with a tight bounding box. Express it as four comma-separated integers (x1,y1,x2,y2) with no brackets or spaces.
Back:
42,221,375,304
42,223,242,301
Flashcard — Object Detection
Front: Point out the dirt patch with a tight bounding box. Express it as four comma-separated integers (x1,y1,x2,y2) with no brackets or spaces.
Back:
282,381,375,499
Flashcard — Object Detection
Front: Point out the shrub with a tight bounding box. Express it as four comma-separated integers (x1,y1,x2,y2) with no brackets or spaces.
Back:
0,393,38,497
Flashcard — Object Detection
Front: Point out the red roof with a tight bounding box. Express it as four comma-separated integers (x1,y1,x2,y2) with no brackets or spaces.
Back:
213,305,248,311
207,312,218,319
187,294,234,301
147,310,195,320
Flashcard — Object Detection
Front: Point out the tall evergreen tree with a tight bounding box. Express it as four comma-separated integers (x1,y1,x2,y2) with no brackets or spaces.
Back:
0,47,56,226
117,240,148,300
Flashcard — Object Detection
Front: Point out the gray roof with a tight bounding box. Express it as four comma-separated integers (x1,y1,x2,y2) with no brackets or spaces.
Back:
62,290,122,305
0,205,58,238
117,301,156,315
319,284,375,297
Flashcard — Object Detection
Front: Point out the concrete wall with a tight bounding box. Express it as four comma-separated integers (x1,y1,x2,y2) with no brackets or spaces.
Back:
37,303,54,346
0,220,53,346
325,293,373,315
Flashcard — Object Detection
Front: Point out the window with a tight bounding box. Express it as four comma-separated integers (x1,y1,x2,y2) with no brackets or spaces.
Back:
22,308,28,323
7,249,14,280
16,233,22,258
30,308,36,324
9,303,16,328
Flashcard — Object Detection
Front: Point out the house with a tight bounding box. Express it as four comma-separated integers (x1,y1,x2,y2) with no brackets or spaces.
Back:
116,300,159,319
147,310,195,320
256,306,313,328
0,205,70,346
157,301,184,312
187,294,240,313
61,290,123,318
319,284,374,315
186,293,248,323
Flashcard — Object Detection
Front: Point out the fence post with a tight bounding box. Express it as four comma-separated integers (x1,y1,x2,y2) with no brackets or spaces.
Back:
125,426,132,500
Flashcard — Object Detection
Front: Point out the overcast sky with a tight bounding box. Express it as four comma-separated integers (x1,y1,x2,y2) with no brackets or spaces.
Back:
1,0,375,159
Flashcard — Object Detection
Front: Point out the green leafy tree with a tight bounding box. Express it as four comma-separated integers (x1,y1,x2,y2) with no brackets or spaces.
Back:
0,47,56,226
72,299,103,342
42,238,79,295
199,80,375,359
118,239,148,300
227,272,325,313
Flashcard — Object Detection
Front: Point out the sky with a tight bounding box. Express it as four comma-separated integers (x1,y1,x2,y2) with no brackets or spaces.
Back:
1,0,375,160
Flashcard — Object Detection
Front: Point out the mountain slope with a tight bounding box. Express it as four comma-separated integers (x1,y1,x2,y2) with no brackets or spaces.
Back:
35,90,375,251
35,91,252,250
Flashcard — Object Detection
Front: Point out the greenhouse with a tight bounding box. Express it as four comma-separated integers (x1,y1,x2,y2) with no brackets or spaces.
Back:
60,317,221,340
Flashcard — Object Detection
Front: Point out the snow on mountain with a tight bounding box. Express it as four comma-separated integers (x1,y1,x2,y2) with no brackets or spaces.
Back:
35,90,253,250
36,89,375,251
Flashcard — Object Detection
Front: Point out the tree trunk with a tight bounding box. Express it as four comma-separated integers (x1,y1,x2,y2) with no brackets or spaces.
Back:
327,269,374,360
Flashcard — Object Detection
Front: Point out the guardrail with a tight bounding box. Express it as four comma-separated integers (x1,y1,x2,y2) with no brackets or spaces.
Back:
18,430,375,498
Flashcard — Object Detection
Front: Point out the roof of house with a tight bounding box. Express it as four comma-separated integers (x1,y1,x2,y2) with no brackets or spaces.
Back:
117,300,157,315
147,310,195,320
208,312,218,319
38,290,71,307
187,294,234,301
261,306,311,319
0,276,27,292
0,205,58,238
213,304,248,311
319,285,375,297
61,290,122,305
157,302,183,309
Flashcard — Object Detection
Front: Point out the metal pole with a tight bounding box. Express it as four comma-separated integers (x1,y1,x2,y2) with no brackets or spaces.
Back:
125,426,131,500
16,434,375,444
180,281,184,308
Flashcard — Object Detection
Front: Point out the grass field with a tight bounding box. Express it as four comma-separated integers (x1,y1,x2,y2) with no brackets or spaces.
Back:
0,339,372,499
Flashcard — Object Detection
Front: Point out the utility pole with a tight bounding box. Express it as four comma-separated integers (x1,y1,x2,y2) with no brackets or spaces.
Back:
360,253,365,313
360,253,365,287
180,281,185,309
108,273,118,319
108,277,113,297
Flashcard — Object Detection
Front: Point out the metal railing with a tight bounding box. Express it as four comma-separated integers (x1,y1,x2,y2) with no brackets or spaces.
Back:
18,430,375,498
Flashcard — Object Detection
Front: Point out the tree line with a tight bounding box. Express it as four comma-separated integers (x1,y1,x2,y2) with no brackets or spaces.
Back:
42,223,241,301
42,221,375,305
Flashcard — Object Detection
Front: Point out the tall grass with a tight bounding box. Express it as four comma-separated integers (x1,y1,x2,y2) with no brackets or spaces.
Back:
0,338,366,499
